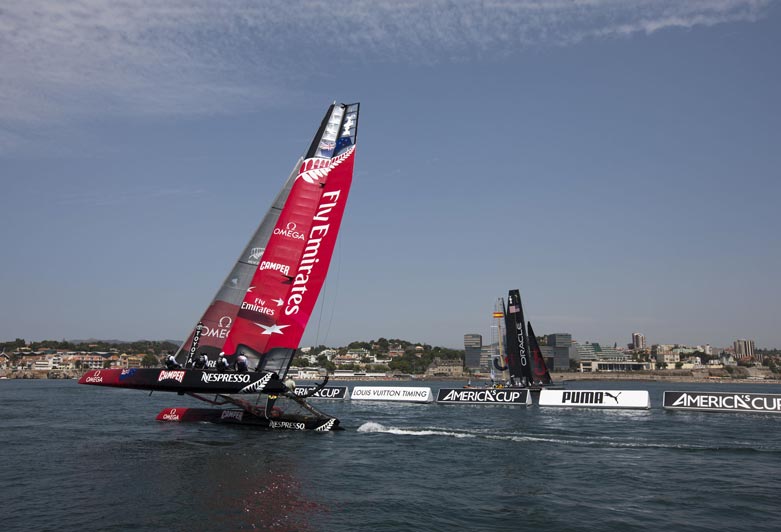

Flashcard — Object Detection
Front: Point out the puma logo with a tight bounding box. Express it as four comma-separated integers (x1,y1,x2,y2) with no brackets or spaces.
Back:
605,392,622,404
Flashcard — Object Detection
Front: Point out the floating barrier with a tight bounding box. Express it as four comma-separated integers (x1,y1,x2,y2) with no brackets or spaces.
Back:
292,386,349,400
350,386,433,403
538,389,650,409
436,387,531,405
663,391,781,414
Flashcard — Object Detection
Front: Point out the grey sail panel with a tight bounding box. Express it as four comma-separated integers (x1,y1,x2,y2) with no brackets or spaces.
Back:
175,159,301,364
212,159,302,305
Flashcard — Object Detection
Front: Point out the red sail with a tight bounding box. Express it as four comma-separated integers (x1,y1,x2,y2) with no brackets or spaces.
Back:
221,103,359,374
527,321,553,385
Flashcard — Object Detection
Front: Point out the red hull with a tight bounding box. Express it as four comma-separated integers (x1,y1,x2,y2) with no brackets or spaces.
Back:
156,407,341,431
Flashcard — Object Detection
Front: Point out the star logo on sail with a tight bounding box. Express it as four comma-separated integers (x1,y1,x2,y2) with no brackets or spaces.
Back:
254,323,289,335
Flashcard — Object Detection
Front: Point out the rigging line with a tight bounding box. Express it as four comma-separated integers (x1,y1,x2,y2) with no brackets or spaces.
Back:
323,234,342,347
314,224,340,346
314,256,327,346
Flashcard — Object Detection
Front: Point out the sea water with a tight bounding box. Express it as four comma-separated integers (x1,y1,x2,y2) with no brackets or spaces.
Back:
2,379,780,531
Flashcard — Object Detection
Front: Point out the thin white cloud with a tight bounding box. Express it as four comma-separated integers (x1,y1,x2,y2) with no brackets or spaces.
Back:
0,0,770,139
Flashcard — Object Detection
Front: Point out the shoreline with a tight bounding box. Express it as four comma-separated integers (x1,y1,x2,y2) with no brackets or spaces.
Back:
549,372,781,385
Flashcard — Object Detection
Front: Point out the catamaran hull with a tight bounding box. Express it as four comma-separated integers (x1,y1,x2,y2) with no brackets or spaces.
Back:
156,407,341,431
78,368,288,394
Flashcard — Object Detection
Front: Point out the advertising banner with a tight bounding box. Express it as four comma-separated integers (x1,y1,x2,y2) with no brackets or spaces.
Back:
292,386,348,399
664,391,781,413
436,387,531,405
350,386,433,403
539,389,650,409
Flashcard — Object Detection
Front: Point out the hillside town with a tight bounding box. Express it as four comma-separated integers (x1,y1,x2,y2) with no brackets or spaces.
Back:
0,338,464,380
1,333,779,381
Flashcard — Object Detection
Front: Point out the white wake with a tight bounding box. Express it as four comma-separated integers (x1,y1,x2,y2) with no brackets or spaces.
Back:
357,422,476,438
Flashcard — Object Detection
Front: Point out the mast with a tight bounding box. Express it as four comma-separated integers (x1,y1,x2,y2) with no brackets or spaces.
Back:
492,298,508,382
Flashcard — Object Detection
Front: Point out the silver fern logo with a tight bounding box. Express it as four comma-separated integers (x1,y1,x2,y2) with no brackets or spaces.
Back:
247,247,264,265
315,418,336,431
298,157,331,184
239,372,272,393
297,145,354,184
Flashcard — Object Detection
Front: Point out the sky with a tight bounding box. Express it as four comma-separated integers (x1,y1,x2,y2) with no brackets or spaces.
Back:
1,0,779,350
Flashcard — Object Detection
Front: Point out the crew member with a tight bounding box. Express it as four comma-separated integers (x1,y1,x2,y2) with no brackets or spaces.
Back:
193,353,208,369
216,352,229,372
164,353,182,370
235,354,248,373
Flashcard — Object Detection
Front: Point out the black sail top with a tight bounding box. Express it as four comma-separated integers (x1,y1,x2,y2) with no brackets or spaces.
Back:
504,289,533,386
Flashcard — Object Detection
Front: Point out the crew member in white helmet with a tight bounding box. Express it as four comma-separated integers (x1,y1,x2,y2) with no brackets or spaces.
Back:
165,353,182,370
216,352,229,372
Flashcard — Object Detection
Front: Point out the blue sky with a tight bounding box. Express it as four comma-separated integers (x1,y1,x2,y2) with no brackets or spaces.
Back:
1,0,779,350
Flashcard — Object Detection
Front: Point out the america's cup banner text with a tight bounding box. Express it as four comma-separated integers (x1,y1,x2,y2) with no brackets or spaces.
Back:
664,391,781,413
436,387,531,405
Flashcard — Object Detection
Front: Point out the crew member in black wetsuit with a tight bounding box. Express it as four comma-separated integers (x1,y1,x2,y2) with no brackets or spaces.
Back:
235,354,248,373
164,353,182,370
216,353,229,372
193,353,208,369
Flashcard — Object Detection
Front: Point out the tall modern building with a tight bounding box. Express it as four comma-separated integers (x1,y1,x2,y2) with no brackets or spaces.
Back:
547,333,575,371
734,339,755,360
631,333,646,350
464,334,483,371
479,344,494,372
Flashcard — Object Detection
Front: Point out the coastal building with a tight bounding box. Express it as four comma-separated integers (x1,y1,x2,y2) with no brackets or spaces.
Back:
288,366,325,379
654,352,680,367
33,358,55,371
298,351,319,365
332,351,361,366
574,342,623,361
547,333,575,371
579,359,653,372
539,345,555,369
574,342,648,372
464,334,482,371
316,348,338,361
631,332,646,350
388,347,405,358
734,339,755,360
425,357,464,378
346,348,371,360
479,344,493,372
